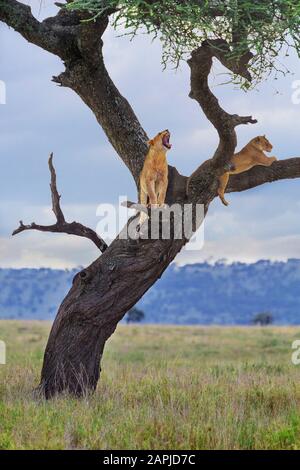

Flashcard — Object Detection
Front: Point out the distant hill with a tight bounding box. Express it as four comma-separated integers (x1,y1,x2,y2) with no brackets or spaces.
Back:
0,259,300,324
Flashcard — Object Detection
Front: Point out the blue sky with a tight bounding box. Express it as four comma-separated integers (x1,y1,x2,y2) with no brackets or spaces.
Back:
0,1,300,268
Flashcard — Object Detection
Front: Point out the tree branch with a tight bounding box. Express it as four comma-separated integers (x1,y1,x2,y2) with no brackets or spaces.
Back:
188,40,256,171
48,154,65,224
121,200,148,215
12,153,108,253
186,39,257,204
0,0,76,58
226,158,300,194
207,39,253,82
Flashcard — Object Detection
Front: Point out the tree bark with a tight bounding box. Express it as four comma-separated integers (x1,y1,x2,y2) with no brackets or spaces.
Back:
1,2,300,398
41,233,187,397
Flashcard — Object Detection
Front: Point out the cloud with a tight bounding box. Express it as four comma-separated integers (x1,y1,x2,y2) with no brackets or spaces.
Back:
176,188,300,265
176,234,300,266
0,234,98,269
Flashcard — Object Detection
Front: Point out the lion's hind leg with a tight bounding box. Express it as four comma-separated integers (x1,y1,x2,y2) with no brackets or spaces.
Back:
218,173,230,207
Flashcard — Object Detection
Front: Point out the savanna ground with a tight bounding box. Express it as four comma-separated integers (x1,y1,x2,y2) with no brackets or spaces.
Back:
0,321,300,450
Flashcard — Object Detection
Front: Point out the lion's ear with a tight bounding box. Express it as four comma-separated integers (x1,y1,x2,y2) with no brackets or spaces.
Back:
255,137,261,143
147,139,154,146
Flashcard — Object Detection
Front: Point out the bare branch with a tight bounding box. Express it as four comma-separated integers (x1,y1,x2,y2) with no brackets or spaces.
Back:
0,0,73,58
186,39,257,204
187,40,257,172
49,153,65,224
121,201,148,215
226,158,300,194
0,0,112,62
12,221,56,237
12,154,108,253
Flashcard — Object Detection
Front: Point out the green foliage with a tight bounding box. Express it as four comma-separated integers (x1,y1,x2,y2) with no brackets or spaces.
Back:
266,413,300,448
66,0,300,88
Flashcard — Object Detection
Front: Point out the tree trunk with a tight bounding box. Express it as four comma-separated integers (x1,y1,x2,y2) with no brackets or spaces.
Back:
40,169,188,398
40,239,188,398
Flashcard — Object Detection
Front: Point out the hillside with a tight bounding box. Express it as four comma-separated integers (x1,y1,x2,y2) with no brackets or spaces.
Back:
0,259,300,324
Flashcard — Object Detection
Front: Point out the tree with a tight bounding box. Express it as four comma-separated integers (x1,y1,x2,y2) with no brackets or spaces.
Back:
126,307,145,324
1,0,300,398
252,312,274,326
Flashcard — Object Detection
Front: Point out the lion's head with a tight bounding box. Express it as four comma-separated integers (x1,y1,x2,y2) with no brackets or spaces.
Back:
148,129,172,150
252,135,273,152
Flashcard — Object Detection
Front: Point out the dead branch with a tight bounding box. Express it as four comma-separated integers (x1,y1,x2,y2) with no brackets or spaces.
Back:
121,200,148,214
12,153,108,253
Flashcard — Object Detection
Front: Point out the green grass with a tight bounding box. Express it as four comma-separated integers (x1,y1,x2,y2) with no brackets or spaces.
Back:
1,321,300,449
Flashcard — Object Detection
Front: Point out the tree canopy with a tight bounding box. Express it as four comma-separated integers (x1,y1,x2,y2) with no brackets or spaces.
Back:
67,0,300,88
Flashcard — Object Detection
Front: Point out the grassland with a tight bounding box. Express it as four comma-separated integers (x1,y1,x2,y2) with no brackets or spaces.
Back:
1,321,300,449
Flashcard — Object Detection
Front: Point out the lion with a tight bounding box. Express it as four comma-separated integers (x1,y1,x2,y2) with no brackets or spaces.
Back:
218,135,277,206
139,129,172,224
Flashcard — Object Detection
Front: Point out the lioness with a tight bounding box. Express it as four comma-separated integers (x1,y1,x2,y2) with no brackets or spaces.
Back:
218,135,277,206
139,129,172,224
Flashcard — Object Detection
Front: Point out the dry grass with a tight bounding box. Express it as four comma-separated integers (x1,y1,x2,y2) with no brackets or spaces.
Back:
1,321,300,449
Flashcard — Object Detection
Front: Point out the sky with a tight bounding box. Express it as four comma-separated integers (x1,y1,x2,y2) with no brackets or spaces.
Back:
0,1,300,268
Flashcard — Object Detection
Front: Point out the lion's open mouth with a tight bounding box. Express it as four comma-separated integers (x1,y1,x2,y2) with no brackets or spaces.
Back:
162,133,172,149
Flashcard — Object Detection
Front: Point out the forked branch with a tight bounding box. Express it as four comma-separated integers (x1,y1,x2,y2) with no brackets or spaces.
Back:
188,40,257,172
0,0,74,58
186,39,257,204
12,154,108,253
